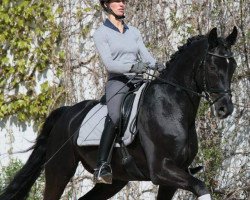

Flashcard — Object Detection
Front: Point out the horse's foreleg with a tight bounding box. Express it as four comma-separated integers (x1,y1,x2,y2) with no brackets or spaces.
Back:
157,186,177,200
150,158,211,200
78,180,128,200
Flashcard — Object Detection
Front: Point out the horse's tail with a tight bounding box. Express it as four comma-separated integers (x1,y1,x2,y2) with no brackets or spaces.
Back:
0,106,69,200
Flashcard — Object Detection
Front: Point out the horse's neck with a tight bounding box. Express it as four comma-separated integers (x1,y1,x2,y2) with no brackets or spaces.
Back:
163,57,206,94
163,59,199,92
154,38,208,119
156,61,202,119
162,38,208,89
155,82,201,117
166,65,195,85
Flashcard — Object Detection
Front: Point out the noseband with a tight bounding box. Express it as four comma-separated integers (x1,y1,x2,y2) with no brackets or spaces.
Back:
207,52,234,59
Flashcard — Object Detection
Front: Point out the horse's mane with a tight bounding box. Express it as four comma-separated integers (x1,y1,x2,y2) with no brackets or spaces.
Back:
160,35,207,78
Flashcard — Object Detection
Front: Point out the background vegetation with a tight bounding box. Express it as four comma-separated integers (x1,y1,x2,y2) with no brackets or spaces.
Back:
0,0,249,199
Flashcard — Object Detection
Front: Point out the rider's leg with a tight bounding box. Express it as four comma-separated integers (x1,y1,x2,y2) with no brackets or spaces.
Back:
105,80,130,125
93,115,116,184
94,80,129,184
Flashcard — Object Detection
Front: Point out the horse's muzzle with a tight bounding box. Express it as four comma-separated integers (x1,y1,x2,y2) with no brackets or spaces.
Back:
214,95,234,119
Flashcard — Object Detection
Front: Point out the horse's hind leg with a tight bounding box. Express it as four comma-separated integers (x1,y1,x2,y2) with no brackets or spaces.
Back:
43,159,78,200
43,141,79,200
157,186,176,200
78,180,128,200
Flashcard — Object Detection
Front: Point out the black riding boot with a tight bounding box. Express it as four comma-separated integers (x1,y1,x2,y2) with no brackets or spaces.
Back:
93,116,117,184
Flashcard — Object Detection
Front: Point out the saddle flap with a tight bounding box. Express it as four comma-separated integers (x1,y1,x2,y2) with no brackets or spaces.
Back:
77,83,147,147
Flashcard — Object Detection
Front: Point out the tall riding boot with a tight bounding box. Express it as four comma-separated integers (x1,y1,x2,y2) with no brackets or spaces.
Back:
93,116,117,184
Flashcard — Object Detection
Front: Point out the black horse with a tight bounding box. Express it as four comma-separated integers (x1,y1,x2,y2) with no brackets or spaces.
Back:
0,27,238,200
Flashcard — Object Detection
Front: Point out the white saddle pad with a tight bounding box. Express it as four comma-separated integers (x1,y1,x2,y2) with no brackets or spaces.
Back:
77,83,146,147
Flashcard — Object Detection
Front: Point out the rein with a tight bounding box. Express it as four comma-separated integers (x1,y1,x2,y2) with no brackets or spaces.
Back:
146,51,234,106
145,72,206,98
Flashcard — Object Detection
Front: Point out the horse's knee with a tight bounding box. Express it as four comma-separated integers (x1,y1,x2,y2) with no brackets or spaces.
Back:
149,170,170,185
149,165,209,197
150,172,185,187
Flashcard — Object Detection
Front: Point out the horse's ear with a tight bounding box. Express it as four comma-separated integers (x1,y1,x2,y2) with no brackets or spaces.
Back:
226,26,238,46
208,27,218,48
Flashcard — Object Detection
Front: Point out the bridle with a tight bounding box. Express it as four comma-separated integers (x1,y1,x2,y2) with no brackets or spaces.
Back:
146,51,235,106
202,51,234,105
207,52,234,59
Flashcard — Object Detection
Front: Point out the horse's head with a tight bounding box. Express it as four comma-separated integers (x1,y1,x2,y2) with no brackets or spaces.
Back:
205,27,238,119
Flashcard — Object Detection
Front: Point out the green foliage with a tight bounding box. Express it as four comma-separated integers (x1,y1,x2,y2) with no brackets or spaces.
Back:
29,172,45,200
200,137,223,200
0,159,23,192
81,24,91,38
0,158,44,200
0,0,65,125
197,100,210,117
195,117,224,200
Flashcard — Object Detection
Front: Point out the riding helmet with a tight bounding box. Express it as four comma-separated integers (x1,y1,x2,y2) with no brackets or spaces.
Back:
99,0,125,19
100,0,110,13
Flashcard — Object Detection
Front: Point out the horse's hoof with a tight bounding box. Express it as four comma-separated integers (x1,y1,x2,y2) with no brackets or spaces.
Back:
188,165,204,175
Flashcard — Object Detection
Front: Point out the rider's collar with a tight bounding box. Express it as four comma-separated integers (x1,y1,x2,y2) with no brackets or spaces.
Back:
103,18,129,33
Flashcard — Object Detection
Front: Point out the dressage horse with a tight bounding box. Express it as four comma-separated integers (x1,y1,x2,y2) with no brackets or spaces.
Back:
0,27,238,200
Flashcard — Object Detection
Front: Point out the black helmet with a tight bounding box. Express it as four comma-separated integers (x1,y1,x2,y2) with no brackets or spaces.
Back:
99,0,125,19
100,0,109,13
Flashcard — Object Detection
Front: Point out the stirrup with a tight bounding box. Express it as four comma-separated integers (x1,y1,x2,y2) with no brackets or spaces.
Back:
93,163,112,184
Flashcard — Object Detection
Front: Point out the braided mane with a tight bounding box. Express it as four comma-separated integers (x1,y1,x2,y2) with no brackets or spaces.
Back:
160,35,207,78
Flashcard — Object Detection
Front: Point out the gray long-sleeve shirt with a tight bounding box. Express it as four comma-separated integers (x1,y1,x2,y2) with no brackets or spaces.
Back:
93,19,156,78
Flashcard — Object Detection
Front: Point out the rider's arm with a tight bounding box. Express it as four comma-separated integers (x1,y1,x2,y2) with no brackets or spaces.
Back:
134,28,156,69
93,30,133,74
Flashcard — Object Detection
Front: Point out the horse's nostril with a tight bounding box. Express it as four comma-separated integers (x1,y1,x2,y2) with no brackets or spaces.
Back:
219,107,225,111
218,106,227,117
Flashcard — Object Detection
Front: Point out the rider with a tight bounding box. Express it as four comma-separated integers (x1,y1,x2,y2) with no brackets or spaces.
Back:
93,0,165,184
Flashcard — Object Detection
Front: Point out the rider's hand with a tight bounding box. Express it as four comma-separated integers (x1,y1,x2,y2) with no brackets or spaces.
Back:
130,62,148,73
155,62,166,72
